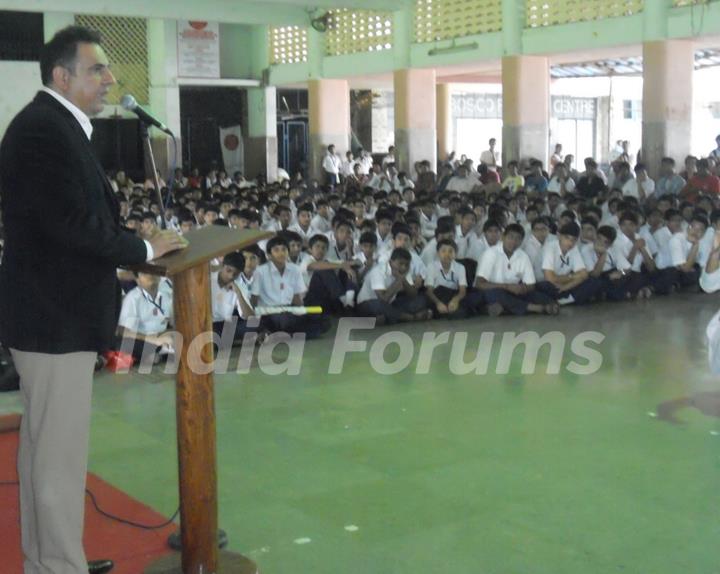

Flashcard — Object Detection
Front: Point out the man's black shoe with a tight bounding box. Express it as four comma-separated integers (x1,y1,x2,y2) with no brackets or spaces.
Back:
88,559,114,574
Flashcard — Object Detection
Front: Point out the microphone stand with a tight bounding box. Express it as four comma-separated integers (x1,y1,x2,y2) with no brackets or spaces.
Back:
139,121,167,230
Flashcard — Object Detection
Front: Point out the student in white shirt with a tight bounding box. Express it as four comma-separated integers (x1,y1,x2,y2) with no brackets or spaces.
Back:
421,220,456,267
581,225,633,301
288,203,318,247
117,271,174,366
322,144,341,187
611,211,655,298
425,239,480,319
301,234,358,311
252,236,329,338
356,248,431,324
211,252,256,350
374,210,395,256
622,163,655,200
467,219,502,264
355,231,379,288
377,223,427,289
523,217,553,282
476,224,558,316
655,214,708,294
701,213,720,292
311,199,333,233
536,221,603,305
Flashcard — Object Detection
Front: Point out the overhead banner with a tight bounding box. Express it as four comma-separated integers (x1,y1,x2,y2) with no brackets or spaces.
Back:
177,21,220,78
220,125,244,176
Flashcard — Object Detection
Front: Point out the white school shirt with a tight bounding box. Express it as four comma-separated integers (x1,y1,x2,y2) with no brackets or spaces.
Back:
425,260,467,290
118,285,173,335
378,249,428,281
522,234,547,282
541,241,585,277
615,232,650,273
234,273,254,319
376,232,394,255
580,242,631,273
653,227,674,270
420,211,437,240
311,214,332,233
668,232,695,267
455,226,481,260
622,177,655,199
357,262,412,304
288,222,319,244
445,176,476,193
477,244,536,285
326,237,354,263
251,262,306,306
467,235,494,263
322,153,341,175
211,272,239,322
421,239,439,267
547,176,576,194
298,252,318,288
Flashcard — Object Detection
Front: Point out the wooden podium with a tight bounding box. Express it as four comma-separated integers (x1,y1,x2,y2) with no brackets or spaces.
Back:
137,226,272,574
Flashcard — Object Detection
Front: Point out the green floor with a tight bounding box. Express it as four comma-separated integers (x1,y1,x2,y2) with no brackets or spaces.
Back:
2,294,720,573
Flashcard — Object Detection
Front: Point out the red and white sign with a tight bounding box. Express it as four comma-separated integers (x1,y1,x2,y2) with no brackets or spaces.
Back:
177,20,220,78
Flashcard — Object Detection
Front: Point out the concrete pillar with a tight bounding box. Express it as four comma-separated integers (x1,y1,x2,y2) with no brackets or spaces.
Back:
394,68,437,176
642,39,693,178
246,87,278,182
436,83,452,164
502,55,549,167
245,26,278,182
308,79,350,182
147,19,181,175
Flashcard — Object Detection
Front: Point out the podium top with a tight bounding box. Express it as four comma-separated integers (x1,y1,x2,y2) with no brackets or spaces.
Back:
132,227,274,277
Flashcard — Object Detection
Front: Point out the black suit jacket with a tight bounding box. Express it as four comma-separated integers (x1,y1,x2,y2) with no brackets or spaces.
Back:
0,91,147,353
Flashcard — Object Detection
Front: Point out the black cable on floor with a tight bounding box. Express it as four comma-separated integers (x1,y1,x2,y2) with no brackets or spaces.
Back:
0,480,179,531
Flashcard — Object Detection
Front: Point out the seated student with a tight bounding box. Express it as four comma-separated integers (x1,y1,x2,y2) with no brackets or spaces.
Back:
374,209,395,255
501,160,525,193
615,211,656,299
288,203,317,246
536,221,602,305
421,218,456,267
581,225,633,301
655,214,709,294
139,211,158,240
236,244,263,294
326,218,356,263
417,198,438,240
280,230,306,266
211,252,256,347
425,239,479,319
454,207,481,262
117,271,174,367
523,216,554,282
301,234,358,312
177,208,197,235
311,199,332,233
356,248,431,324
264,204,293,233
202,204,219,227
700,212,720,293
654,208,683,272
406,216,427,256
475,224,558,316
251,236,328,338
378,223,427,289
580,217,598,248
355,231,379,287
467,219,502,264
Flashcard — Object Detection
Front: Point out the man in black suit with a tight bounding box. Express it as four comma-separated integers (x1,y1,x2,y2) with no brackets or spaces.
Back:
0,26,186,574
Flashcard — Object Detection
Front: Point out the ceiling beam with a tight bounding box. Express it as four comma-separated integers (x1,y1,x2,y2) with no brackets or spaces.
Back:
0,0,309,26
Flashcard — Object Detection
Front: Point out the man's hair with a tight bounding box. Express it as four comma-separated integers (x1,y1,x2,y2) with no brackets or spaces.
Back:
504,223,525,240
266,236,289,253
559,222,581,238
359,231,378,246
40,26,102,86
436,238,458,252
309,234,330,248
391,222,412,239
223,251,245,271
597,225,617,243
389,247,412,263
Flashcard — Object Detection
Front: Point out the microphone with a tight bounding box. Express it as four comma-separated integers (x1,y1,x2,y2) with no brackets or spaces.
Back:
120,94,173,135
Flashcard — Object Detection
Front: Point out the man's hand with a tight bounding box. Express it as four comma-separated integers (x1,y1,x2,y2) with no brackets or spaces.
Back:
633,238,646,250
149,230,188,260
436,302,449,314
